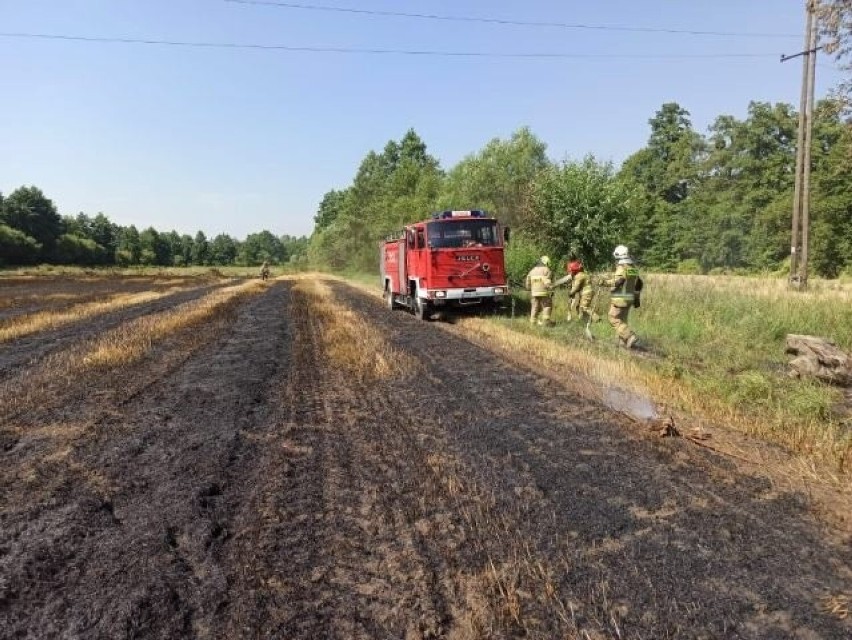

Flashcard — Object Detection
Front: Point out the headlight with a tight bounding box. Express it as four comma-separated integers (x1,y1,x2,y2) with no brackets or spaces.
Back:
434,290,447,298
492,287,506,294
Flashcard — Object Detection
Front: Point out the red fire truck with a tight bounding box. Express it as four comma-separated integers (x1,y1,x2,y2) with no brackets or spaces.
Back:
380,209,510,320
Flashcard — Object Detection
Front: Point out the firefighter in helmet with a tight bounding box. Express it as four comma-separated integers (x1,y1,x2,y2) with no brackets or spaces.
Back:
525,256,553,326
259,260,271,281
567,260,597,324
601,245,642,348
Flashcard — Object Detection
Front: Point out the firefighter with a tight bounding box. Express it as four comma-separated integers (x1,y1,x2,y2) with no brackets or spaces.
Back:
259,261,271,281
567,260,597,324
524,256,553,326
601,245,643,348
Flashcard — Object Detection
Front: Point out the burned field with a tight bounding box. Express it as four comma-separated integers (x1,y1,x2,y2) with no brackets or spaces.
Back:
1,275,850,639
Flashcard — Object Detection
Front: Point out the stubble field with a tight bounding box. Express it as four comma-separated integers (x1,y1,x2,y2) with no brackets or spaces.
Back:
1,274,850,639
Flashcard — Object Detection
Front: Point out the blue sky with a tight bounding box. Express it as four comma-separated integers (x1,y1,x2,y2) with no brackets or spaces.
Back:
0,1,844,238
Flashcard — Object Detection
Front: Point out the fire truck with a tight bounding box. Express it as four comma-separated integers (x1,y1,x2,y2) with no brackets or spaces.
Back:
380,209,510,320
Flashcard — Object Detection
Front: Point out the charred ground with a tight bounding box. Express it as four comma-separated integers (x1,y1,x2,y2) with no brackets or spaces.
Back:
0,277,849,639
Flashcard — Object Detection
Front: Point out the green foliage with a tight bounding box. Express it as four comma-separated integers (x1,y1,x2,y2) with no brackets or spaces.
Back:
191,231,209,266
675,258,702,275
619,99,852,277
139,227,172,266
438,127,549,228
238,230,287,265
1,186,62,260
116,225,141,265
55,234,108,265
314,189,347,232
209,233,238,266
308,128,443,272
524,157,634,271
504,233,544,286
0,224,41,265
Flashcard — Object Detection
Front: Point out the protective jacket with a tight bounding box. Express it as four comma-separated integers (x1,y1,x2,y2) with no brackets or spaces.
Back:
570,271,593,301
525,264,553,298
605,264,642,308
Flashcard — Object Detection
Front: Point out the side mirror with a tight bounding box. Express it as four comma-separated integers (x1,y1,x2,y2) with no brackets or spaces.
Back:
503,227,511,244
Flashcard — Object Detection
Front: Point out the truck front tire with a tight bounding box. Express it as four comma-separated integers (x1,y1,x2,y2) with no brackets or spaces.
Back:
413,296,431,321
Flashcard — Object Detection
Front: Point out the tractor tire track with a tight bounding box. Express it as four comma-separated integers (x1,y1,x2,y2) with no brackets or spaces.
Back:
214,288,481,639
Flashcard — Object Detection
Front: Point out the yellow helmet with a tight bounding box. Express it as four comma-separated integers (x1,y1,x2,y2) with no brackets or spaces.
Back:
540,256,551,266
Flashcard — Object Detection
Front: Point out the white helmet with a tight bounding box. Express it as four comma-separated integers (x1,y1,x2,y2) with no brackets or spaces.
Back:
613,245,630,260
540,255,551,266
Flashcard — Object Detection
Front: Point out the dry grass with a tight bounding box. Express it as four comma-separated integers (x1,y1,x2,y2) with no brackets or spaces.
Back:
652,272,852,303
291,278,414,380
0,286,202,343
81,280,267,369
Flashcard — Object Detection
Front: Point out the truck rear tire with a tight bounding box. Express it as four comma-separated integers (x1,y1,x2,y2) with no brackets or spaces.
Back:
413,296,431,321
384,286,399,310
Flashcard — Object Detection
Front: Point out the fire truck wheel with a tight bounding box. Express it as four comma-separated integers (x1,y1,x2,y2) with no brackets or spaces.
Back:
413,296,431,321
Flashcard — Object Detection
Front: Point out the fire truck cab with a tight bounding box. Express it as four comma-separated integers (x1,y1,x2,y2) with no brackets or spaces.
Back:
380,209,509,320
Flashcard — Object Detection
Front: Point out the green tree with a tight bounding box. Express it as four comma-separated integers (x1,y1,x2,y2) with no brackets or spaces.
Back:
618,103,705,268
1,186,63,260
694,102,798,270
439,127,550,228
0,224,41,265
116,225,141,265
191,231,209,265
811,102,852,276
238,230,285,264
139,227,171,265
209,233,238,265
55,234,107,265
524,157,635,271
314,189,347,231
309,129,443,271
90,213,118,262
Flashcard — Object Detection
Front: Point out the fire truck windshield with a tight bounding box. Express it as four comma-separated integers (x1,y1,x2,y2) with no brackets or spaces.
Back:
427,220,498,249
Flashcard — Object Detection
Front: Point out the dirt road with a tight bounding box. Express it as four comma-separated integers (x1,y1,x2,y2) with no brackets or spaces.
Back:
1,278,849,639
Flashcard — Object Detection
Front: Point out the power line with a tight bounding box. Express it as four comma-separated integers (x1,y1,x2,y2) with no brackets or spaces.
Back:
0,31,781,59
224,0,800,39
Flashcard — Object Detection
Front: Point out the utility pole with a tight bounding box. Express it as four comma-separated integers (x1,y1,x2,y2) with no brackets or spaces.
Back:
782,0,819,290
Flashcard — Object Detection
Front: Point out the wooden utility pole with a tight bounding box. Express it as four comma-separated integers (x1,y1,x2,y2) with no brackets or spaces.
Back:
783,1,819,290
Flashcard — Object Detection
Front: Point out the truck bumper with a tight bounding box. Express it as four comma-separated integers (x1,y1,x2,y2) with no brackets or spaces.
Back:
426,286,508,305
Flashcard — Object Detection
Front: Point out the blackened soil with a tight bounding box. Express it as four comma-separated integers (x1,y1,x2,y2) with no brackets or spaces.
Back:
1,279,849,639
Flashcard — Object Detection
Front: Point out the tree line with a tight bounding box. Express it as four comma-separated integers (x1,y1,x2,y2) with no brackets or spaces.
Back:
309,99,852,281
0,186,308,268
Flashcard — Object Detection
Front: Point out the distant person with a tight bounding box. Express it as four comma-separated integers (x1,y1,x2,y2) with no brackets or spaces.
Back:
525,256,553,326
601,245,643,349
259,261,271,281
